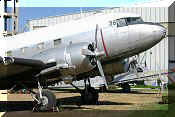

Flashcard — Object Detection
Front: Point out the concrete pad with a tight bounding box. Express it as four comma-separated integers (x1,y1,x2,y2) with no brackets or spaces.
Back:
0,90,7,94
0,112,5,117
0,90,7,101
0,94,7,101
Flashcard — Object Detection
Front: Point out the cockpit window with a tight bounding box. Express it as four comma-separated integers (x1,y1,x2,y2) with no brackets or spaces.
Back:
116,18,127,27
125,17,144,25
109,17,143,27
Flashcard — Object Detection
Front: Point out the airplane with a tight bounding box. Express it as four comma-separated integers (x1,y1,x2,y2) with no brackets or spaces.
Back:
0,12,166,111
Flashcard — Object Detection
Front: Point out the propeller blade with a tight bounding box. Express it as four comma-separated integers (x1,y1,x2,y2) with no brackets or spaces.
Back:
93,24,108,89
96,59,108,88
81,49,95,56
95,24,98,49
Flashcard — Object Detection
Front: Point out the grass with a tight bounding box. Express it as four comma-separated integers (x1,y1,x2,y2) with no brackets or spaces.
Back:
132,84,160,89
143,104,168,110
127,104,170,117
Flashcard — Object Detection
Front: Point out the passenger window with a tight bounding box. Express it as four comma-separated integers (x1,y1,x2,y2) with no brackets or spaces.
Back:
6,51,12,56
21,47,27,54
54,38,61,47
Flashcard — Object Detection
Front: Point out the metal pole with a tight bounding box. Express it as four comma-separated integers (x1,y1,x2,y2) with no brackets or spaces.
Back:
12,0,15,35
16,0,19,33
0,0,5,37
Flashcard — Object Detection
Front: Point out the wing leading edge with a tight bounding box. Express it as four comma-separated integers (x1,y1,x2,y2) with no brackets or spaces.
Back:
0,56,58,89
0,56,52,79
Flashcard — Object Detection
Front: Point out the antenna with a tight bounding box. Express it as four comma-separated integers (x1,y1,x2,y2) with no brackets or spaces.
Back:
80,7,83,18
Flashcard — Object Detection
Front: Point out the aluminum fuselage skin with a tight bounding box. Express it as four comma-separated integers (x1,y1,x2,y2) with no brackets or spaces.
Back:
0,13,166,83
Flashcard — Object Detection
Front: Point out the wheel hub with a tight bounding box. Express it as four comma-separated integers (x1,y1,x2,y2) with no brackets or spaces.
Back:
41,96,49,106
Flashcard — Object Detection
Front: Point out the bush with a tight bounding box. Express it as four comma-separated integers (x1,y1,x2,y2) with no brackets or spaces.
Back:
168,84,175,89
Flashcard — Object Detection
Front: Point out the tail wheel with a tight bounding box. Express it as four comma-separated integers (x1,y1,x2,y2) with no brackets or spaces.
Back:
35,90,56,111
81,86,99,105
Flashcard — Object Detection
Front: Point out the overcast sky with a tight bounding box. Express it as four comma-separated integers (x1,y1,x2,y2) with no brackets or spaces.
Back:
17,0,152,7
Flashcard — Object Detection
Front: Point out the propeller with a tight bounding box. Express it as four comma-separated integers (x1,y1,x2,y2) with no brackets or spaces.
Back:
93,24,108,88
82,24,108,88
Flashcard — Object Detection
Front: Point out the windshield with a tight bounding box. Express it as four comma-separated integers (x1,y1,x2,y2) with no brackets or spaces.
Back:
126,17,144,25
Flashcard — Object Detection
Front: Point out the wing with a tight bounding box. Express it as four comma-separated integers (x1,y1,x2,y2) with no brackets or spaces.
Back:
0,56,59,89
0,57,47,78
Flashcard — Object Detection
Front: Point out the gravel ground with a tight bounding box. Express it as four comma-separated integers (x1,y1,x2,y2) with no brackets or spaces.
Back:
0,89,162,117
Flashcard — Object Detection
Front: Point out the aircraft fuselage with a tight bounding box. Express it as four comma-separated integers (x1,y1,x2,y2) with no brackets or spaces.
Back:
0,13,166,85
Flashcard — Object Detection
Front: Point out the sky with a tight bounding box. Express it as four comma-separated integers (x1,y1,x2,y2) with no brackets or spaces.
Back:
16,0,152,7
4,0,154,31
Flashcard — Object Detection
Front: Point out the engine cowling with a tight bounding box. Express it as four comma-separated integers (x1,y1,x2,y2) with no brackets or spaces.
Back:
55,42,96,76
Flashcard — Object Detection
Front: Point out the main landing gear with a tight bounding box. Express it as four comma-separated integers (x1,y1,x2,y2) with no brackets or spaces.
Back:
121,83,131,93
32,78,99,111
32,81,58,112
80,78,99,105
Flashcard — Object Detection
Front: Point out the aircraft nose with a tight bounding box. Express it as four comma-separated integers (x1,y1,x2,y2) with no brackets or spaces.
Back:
152,24,166,40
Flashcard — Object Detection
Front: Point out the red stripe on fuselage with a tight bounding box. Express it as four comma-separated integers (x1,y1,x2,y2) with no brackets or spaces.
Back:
100,29,109,57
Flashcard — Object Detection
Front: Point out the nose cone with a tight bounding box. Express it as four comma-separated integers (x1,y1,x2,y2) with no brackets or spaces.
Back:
138,23,167,50
153,24,166,40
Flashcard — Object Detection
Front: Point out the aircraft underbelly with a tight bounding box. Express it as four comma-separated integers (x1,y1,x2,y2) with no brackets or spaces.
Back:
103,60,125,75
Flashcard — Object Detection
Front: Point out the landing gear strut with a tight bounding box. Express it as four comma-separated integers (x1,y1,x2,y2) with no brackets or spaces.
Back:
121,83,131,93
32,81,58,112
99,84,107,92
81,78,99,105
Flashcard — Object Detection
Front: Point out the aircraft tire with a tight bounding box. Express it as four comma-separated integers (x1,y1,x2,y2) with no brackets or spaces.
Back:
99,84,107,92
121,83,131,93
35,90,57,111
81,87,99,105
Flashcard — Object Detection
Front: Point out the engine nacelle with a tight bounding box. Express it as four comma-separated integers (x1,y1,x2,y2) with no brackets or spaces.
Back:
55,42,95,76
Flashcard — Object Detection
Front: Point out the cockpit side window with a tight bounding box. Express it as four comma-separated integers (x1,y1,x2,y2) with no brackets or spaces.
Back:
116,18,127,27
